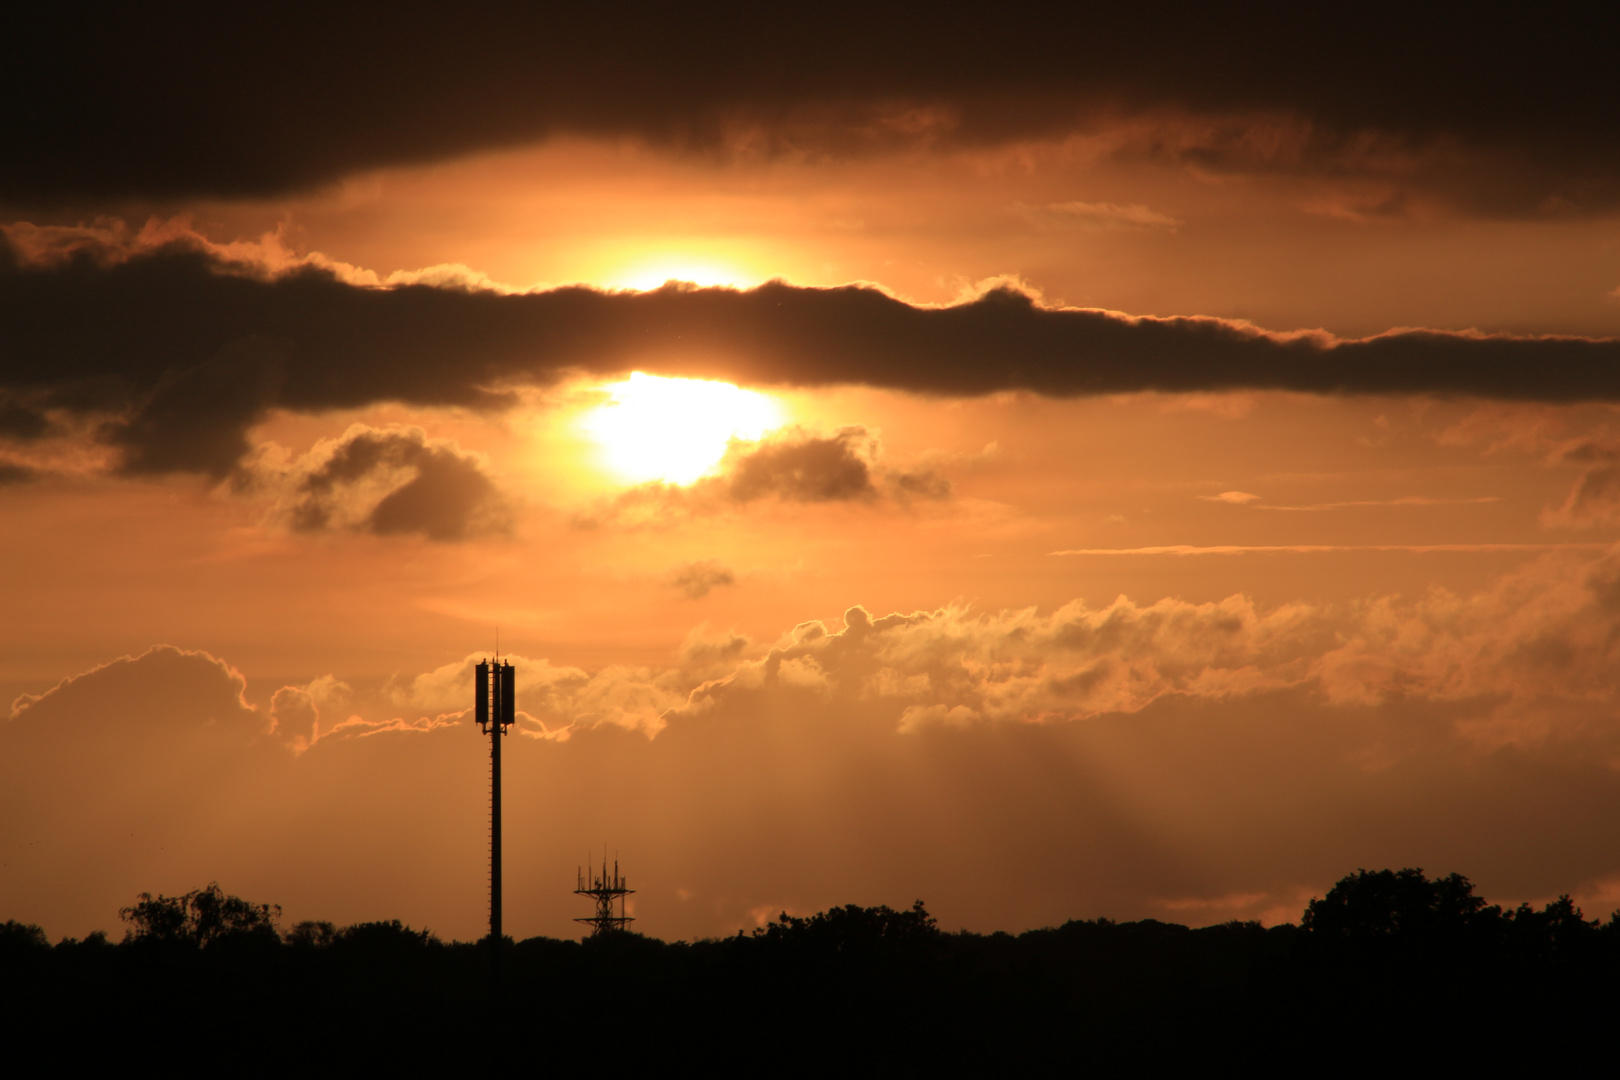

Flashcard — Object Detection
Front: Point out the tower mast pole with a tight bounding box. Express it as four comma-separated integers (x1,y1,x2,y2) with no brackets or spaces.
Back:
491,672,502,956
475,653,515,982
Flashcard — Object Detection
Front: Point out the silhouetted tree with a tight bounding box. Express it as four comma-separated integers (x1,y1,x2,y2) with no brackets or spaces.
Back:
332,919,438,954
54,930,112,950
0,919,48,956
1302,867,1497,941
287,919,338,948
753,899,938,950
1507,894,1599,961
119,882,280,947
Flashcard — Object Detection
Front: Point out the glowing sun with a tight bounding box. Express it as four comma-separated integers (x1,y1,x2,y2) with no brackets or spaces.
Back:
582,373,782,484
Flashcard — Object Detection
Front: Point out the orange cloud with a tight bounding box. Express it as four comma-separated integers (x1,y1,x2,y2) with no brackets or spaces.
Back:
14,550,1620,944
247,424,509,541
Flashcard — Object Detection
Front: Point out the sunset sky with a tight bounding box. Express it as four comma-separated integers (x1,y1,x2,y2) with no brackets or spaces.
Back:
5,5,1620,943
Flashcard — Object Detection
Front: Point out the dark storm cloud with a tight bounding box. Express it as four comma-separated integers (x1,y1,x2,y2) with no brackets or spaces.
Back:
6,239,1620,478
3,4,1618,214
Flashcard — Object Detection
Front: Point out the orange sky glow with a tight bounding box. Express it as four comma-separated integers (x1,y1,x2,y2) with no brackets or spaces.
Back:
6,10,1620,944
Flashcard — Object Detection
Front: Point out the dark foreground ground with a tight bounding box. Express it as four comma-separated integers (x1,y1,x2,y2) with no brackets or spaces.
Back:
4,870,1617,1070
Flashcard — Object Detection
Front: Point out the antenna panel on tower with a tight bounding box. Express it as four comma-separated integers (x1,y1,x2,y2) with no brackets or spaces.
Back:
499,662,516,727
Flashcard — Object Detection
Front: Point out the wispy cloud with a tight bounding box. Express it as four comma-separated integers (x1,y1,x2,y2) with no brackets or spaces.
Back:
1255,496,1502,512
1012,200,1182,231
1199,492,1500,511
1052,543,1607,556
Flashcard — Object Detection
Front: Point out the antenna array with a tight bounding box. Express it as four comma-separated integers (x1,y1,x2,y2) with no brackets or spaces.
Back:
575,853,636,936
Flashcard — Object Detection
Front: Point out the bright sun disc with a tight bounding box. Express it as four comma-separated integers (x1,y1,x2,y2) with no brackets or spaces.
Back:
582,373,782,484
608,259,753,292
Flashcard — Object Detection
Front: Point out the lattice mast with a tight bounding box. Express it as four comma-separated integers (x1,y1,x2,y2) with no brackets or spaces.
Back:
575,854,635,936
475,658,516,958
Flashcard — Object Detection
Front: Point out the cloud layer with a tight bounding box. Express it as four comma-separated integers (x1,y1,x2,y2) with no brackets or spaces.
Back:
5,237,1619,481
11,545,1620,940
5,6,1616,214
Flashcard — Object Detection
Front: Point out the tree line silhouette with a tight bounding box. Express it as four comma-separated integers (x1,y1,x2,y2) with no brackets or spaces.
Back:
3,869,1615,1069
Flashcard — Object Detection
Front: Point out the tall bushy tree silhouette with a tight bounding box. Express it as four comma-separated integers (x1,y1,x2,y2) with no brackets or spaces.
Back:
119,883,280,947
1302,868,1494,940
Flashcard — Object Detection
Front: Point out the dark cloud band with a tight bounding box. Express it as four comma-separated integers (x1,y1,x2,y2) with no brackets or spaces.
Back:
4,239,1619,476
2,5,1617,213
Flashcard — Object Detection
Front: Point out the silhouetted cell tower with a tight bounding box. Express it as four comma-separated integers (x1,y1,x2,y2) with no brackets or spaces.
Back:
575,854,635,936
475,658,516,964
